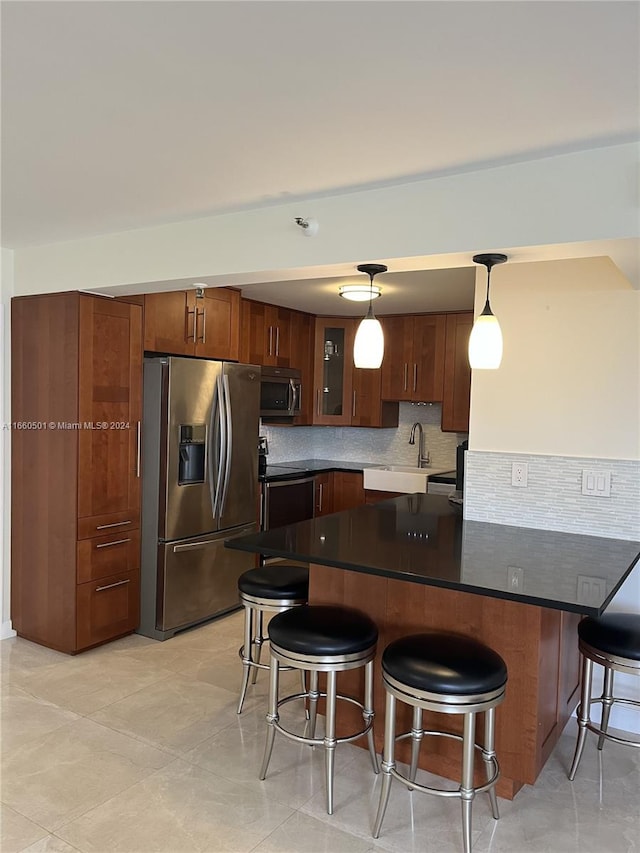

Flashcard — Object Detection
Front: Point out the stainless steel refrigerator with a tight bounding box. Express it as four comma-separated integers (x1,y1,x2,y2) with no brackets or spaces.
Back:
138,356,261,640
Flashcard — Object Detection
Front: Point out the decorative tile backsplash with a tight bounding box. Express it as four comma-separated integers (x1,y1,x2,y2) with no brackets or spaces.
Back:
464,450,640,541
261,403,467,470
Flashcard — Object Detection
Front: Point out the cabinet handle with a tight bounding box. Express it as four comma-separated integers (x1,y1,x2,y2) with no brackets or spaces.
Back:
135,421,141,478
95,579,130,592
318,483,323,513
352,390,356,418
186,307,196,342
316,389,321,416
413,363,418,392
96,520,132,530
268,326,273,356
275,326,280,356
403,363,408,391
95,537,131,549
196,308,206,344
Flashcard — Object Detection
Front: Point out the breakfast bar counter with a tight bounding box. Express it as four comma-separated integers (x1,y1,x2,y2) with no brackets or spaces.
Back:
226,494,640,798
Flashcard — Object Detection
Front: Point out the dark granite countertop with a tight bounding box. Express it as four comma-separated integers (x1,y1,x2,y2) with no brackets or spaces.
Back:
260,459,376,482
226,493,640,615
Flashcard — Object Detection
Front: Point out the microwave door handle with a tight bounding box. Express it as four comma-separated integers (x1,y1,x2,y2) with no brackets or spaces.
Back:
292,380,300,413
219,374,233,515
287,378,295,414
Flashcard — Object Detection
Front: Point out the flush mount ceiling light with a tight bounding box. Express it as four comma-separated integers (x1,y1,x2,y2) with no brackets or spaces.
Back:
339,283,382,302
353,263,387,369
468,253,507,370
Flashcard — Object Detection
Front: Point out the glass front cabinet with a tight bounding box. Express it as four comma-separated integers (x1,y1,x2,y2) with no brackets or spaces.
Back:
312,318,355,425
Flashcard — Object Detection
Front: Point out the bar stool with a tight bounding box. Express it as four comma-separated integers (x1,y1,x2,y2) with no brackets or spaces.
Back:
373,632,507,853
568,612,640,780
237,564,309,714
260,604,379,814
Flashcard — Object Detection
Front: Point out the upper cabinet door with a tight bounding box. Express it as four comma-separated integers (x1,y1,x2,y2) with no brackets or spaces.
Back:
143,291,195,355
412,314,446,402
77,297,142,523
193,288,240,361
144,288,240,361
442,312,473,433
381,316,414,401
239,299,292,367
312,318,355,425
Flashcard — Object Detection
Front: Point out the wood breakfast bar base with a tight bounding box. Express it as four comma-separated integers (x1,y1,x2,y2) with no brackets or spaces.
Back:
225,494,640,801
309,563,581,800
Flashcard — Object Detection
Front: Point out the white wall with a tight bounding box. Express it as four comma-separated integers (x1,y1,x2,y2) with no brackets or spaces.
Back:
470,256,640,459
1,249,15,638
11,143,638,295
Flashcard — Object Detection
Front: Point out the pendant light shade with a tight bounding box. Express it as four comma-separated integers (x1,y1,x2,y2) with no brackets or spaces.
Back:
353,263,387,369
469,253,507,370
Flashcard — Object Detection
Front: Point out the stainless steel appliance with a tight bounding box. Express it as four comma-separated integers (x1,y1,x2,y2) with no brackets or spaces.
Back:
260,366,301,418
261,474,315,531
138,356,261,640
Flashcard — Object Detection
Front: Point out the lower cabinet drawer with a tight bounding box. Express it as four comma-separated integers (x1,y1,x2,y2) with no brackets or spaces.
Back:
76,571,140,650
77,529,140,584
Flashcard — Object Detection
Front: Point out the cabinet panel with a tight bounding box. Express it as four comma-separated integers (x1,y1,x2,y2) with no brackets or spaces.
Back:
313,319,355,425
332,472,365,512
194,288,240,361
442,313,473,433
239,299,292,367
77,529,141,584
77,297,142,522
381,316,413,401
289,310,314,425
76,570,140,650
314,473,334,516
143,291,193,355
412,314,446,402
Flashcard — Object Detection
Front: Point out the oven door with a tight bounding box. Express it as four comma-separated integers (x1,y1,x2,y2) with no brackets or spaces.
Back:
262,476,315,531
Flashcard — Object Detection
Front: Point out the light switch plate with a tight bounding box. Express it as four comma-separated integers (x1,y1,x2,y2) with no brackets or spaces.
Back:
581,470,611,497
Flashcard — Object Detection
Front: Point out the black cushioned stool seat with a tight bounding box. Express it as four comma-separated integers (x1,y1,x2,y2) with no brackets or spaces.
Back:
569,612,640,782
373,632,507,853
383,633,508,696
260,604,379,816
238,565,309,600
236,565,309,715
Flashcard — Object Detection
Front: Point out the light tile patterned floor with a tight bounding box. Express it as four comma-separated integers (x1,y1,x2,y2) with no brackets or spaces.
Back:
1,611,639,853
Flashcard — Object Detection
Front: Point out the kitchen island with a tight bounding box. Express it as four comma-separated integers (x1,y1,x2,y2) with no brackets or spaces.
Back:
226,494,640,798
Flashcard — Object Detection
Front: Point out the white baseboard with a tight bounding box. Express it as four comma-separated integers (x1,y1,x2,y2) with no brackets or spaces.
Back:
1,619,16,640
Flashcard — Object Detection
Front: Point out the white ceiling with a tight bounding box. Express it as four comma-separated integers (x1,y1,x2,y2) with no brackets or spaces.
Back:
1,1,638,313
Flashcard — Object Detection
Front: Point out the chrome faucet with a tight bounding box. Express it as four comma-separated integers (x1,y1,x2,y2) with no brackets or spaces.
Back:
409,422,430,467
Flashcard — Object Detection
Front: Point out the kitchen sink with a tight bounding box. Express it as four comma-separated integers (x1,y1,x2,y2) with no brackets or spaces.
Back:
363,465,451,493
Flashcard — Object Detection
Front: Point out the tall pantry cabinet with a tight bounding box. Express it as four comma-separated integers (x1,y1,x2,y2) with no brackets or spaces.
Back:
11,293,142,653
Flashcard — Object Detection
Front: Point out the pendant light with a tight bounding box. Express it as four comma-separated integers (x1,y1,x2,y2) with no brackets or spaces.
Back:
353,263,386,369
468,253,507,369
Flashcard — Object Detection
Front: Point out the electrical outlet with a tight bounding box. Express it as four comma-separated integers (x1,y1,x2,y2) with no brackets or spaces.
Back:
576,575,608,607
511,462,528,487
507,566,523,591
581,470,611,497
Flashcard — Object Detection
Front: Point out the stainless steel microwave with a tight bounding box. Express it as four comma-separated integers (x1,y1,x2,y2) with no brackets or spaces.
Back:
260,366,302,418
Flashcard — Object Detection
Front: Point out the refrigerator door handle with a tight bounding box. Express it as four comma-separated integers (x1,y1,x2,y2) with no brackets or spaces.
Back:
219,373,233,515
208,375,221,519
212,374,226,518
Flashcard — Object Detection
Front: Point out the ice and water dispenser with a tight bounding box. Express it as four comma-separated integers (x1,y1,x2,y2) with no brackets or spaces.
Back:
178,424,206,484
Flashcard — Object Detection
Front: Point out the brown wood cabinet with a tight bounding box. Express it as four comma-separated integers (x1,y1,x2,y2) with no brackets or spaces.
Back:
331,472,365,512
144,287,240,360
313,318,399,428
11,293,142,653
289,309,314,425
239,299,295,367
381,314,447,402
314,473,333,516
441,312,473,432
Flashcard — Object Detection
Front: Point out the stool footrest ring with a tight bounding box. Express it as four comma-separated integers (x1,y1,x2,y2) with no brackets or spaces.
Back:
272,690,374,748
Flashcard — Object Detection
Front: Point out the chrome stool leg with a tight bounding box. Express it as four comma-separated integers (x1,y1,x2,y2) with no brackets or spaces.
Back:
373,691,396,839
251,609,264,685
460,712,476,853
598,667,615,750
482,706,500,820
237,605,255,714
408,706,423,786
364,659,380,774
306,670,320,739
569,655,593,780
324,670,338,814
259,655,280,781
